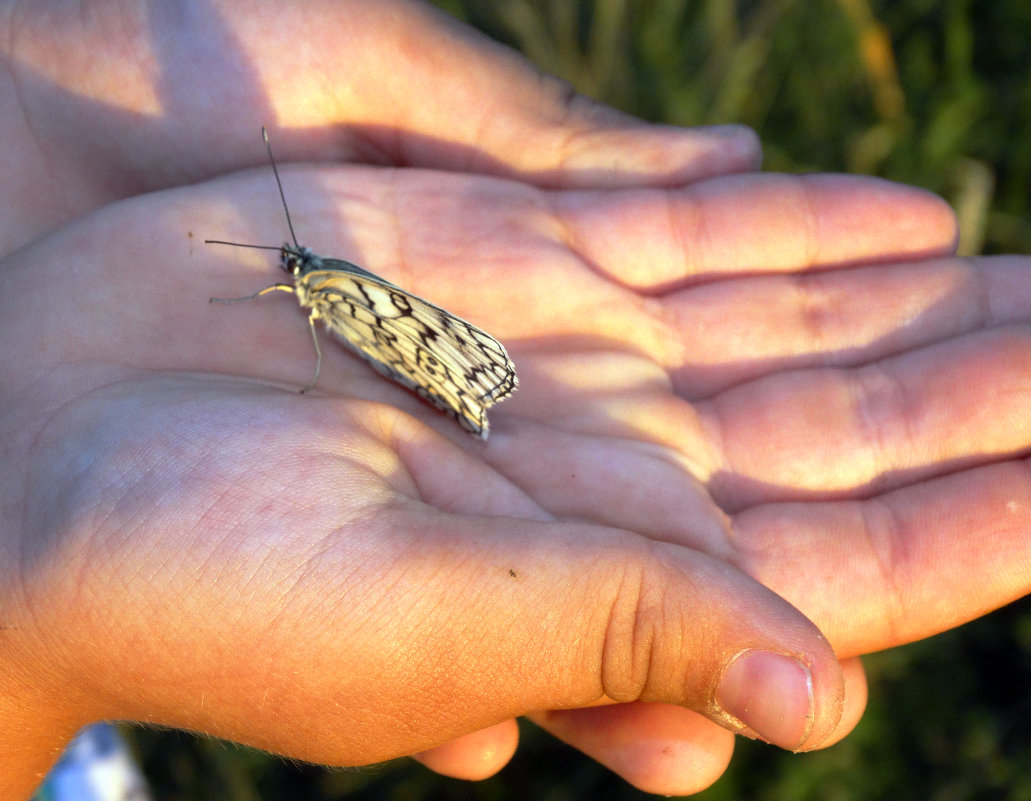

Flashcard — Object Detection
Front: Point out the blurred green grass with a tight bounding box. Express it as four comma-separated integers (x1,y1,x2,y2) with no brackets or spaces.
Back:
126,2,1031,799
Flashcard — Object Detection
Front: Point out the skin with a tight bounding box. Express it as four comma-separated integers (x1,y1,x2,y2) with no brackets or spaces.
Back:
2,0,1030,798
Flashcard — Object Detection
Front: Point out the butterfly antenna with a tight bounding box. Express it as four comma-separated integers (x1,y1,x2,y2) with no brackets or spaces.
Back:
203,240,283,251
262,126,300,248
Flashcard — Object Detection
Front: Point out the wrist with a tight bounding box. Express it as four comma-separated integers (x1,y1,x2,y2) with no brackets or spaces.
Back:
0,620,90,800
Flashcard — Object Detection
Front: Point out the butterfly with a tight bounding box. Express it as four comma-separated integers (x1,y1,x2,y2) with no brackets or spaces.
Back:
208,128,518,439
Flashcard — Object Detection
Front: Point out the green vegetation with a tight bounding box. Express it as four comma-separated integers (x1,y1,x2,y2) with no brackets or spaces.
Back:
125,2,1031,798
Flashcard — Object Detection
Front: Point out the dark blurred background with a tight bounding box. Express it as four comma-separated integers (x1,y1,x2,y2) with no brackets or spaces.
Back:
128,1,1031,798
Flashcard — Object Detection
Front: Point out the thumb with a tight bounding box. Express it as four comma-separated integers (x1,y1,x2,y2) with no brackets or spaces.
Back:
31,509,843,780
463,518,843,750
160,511,840,765
413,511,848,790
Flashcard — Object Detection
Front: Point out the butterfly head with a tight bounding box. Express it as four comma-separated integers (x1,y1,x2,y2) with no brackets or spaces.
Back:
279,244,319,278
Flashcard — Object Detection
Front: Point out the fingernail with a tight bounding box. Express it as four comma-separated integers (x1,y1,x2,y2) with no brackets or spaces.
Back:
716,649,815,750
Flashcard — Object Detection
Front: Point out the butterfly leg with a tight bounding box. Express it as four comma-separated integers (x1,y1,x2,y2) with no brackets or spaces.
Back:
209,284,296,304
299,312,322,394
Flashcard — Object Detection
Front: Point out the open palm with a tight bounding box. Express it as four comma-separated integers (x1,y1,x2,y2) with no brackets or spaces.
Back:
3,2,1030,799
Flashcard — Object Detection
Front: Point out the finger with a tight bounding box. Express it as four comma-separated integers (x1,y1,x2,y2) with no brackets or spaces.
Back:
549,172,957,292
827,658,868,747
703,325,1031,506
532,703,735,796
259,172,954,361
526,657,866,795
256,0,759,186
412,720,519,780
665,255,1031,398
735,458,1031,655
0,0,757,251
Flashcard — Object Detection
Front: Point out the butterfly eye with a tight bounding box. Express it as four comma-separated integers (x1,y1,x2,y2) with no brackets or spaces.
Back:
279,251,300,276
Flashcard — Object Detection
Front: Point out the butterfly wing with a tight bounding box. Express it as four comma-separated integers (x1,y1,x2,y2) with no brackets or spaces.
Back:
299,260,518,438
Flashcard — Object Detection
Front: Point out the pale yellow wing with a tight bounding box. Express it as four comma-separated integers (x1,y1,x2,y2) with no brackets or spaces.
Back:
300,261,517,438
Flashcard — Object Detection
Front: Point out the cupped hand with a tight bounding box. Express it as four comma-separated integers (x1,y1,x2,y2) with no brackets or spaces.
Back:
4,2,1031,800
7,156,1030,797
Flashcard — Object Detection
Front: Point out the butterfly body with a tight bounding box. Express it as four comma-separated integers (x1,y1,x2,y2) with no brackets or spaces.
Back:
279,244,518,439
